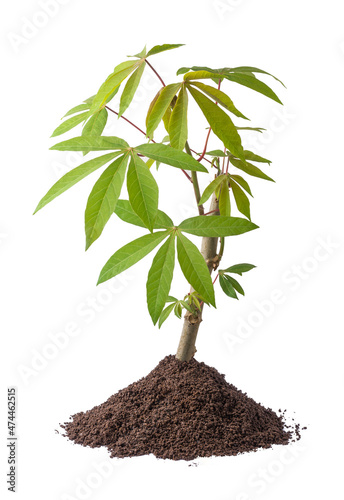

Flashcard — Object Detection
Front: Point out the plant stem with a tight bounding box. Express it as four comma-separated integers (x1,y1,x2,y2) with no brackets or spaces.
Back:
145,59,166,87
185,142,204,216
176,193,219,361
105,106,148,138
105,105,192,182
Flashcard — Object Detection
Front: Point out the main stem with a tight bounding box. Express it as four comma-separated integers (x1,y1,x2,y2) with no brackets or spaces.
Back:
145,60,220,361
176,194,220,362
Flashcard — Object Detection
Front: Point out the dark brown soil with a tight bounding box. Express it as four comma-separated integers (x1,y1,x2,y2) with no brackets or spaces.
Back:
61,355,300,461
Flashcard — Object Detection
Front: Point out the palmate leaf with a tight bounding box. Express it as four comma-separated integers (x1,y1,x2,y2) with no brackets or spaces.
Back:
50,135,129,152
135,143,208,173
85,154,129,249
229,174,253,196
146,44,185,57
187,81,248,120
162,105,172,133
226,275,245,295
198,174,228,205
89,60,139,115
229,157,274,182
236,126,265,133
146,234,176,324
118,62,146,117
169,85,188,150
229,66,285,87
183,68,283,104
98,231,170,284
221,263,256,275
219,274,238,299
127,153,159,232
188,86,245,162
63,103,90,118
243,150,271,164
230,178,251,220
158,302,175,328
179,215,258,237
82,108,108,137
146,83,181,138
219,181,231,216
51,112,88,137
176,232,215,307
115,200,173,229
34,152,120,213
223,72,282,104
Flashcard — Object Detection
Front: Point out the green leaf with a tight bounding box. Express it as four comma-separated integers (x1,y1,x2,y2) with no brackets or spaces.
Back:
83,95,96,105
229,158,274,182
188,82,248,120
226,275,245,295
135,143,208,173
89,60,138,115
85,154,129,249
115,200,173,229
169,86,188,150
179,300,193,314
82,108,108,137
183,67,282,104
221,263,256,275
188,86,245,161
179,215,258,237
34,152,119,213
176,232,215,306
183,70,219,81
98,231,169,284
236,126,265,133
146,234,175,324
219,181,231,216
51,112,88,137
177,66,215,76
229,66,285,87
127,153,159,232
50,135,129,152
146,83,181,138
230,178,251,220
198,174,227,205
63,103,89,118
243,150,271,164
158,302,175,328
205,149,227,157
166,296,178,303
229,174,253,196
223,72,282,104
118,62,146,117
162,105,172,133
219,275,238,299
128,45,147,58
174,302,183,319
147,44,185,57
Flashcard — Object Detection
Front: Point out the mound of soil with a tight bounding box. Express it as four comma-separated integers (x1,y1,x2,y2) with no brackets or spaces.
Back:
61,355,300,461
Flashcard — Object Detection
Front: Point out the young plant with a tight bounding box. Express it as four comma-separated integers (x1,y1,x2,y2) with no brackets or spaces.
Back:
35,44,284,362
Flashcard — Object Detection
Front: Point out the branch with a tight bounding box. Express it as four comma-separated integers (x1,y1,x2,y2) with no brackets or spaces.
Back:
185,142,204,215
145,60,166,87
105,105,192,182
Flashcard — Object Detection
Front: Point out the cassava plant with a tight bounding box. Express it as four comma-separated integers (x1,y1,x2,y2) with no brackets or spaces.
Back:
35,44,284,362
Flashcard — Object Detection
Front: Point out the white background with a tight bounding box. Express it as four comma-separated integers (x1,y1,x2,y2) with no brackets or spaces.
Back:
1,0,344,499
